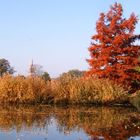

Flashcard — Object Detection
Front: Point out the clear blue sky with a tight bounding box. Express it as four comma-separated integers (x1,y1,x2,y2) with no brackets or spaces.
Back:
0,0,140,77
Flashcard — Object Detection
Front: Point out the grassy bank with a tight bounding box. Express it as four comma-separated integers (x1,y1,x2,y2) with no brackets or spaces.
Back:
0,74,130,105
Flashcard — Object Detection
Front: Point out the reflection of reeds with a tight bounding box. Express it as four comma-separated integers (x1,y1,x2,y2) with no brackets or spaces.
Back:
0,105,139,140
54,106,133,132
0,106,52,132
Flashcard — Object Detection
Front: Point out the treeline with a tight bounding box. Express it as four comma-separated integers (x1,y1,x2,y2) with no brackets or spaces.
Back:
0,58,125,104
0,58,139,106
0,58,139,107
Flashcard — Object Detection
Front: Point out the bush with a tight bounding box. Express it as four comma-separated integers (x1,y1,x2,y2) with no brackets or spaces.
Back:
129,90,140,111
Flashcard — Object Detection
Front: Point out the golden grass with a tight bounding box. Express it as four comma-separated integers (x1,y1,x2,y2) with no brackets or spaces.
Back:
0,74,128,105
0,75,52,104
51,76,128,105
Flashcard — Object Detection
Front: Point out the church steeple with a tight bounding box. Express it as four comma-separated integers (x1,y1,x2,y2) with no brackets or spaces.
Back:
29,59,34,76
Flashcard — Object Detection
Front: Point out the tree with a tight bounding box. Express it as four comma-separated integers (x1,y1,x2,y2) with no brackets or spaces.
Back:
86,3,140,91
41,72,51,81
65,69,85,78
0,58,14,76
67,69,85,77
60,69,85,79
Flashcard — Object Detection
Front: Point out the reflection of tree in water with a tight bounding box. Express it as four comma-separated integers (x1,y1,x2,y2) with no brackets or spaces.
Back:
53,107,140,139
0,106,139,139
86,116,140,140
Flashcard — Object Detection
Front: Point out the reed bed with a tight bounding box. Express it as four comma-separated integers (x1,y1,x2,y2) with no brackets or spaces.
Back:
51,75,128,105
0,74,128,105
0,75,52,104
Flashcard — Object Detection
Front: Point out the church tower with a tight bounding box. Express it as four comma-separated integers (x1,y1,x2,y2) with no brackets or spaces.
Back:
29,60,34,76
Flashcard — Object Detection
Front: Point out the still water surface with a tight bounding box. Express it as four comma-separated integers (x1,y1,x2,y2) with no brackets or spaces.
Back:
0,106,140,140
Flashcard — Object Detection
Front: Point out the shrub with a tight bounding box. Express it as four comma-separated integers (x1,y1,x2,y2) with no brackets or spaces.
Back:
129,90,140,111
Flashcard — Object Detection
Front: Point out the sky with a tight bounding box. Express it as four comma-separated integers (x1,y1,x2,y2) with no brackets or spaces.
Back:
0,0,140,77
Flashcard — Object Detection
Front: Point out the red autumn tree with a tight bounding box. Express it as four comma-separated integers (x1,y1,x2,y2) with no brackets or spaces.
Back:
86,3,140,91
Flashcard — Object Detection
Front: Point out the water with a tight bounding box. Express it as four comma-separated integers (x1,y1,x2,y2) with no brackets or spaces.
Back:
0,105,140,140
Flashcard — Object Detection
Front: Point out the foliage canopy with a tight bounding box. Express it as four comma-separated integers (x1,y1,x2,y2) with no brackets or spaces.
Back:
0,58,14,76
86,3,140,91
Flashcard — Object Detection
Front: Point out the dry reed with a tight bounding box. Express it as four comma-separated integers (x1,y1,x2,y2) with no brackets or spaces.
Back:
51,76,128,105
0,74,128,105
0,75,52,104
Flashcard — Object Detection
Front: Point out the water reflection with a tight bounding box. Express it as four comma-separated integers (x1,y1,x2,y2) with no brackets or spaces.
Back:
0,105,139,140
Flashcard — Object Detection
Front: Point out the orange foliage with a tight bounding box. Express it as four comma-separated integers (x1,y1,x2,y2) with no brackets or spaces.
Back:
86,3,140,91
86,116,140,140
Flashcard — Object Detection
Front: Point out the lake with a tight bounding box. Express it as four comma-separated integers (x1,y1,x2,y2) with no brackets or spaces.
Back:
0,105,140,140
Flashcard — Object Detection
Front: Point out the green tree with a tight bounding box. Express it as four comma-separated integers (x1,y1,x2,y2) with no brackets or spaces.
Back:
67,69,85,77
58,69,85,81
41,72,51,81
0,58,14,76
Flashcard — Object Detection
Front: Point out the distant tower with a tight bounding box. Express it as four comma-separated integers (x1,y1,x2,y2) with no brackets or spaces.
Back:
29,59,34,76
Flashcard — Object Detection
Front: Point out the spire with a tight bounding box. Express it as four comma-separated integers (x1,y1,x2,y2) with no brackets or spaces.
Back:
29,59,34,76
